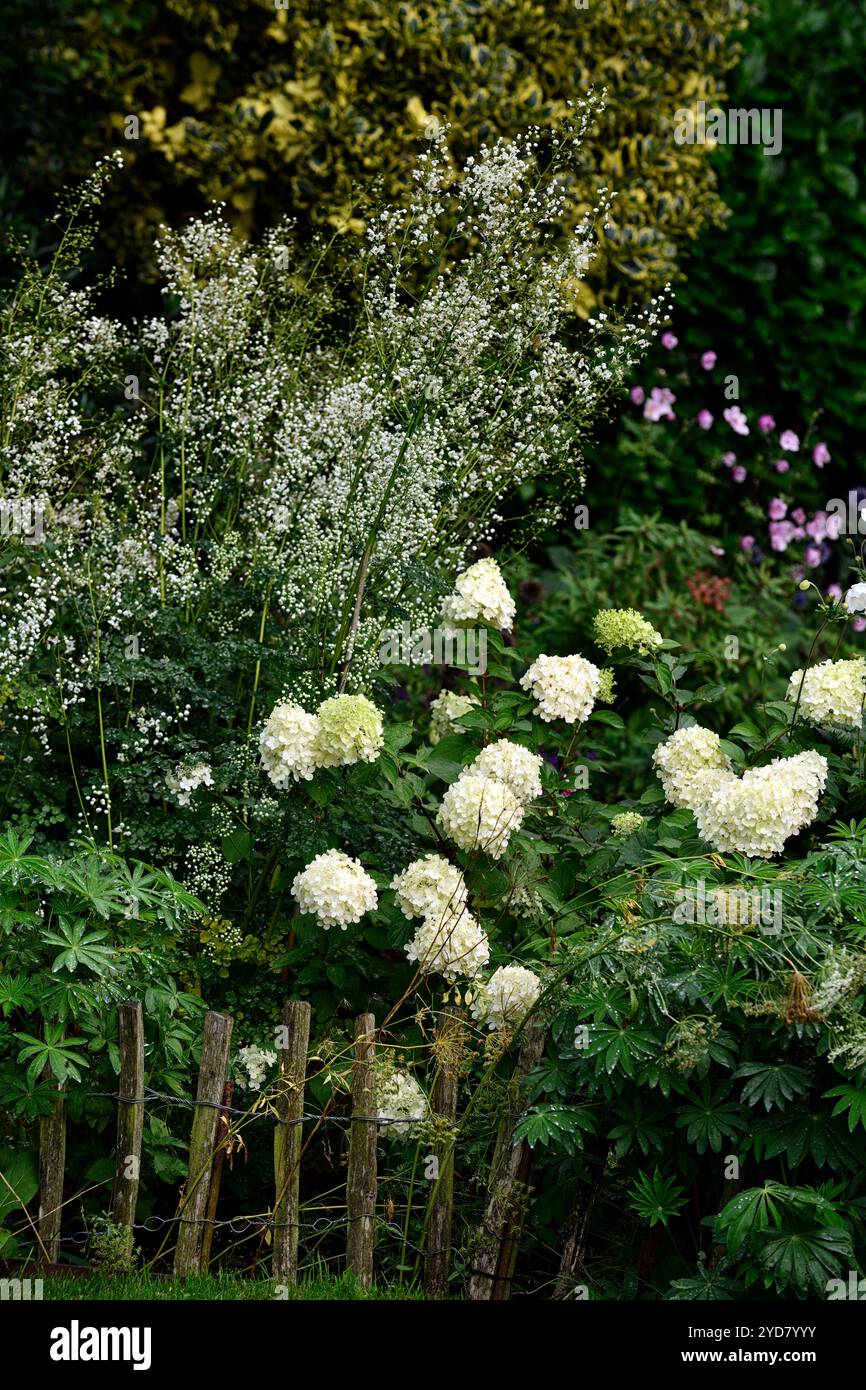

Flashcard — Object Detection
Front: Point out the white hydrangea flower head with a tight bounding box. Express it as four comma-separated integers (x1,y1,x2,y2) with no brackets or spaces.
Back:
391,854,468,921
429,690,478,745
694,750,828,858
653,726,734,812
437,773,524,858
165,761,214,806
442,557,516,631
471,964,542,1031
787,658,866,730
235,1043,277,1091
469,740,544,805
375,1070,428,1139
405,901,490,979
519,654,601,724
313,693,384,767
292,848,378,929
259,701,320,785
611,811,646,838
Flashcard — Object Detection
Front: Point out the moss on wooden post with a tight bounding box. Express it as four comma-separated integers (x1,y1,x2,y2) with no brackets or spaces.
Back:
346,1012,377,1289
174,1010,233,1279
110,1001,145,1259
273,999,311,1285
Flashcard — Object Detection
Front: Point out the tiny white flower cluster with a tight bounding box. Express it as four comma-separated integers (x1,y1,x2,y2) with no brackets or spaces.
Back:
165,761,214,806
520,654,601,724
470,963,542,1031
375,1070,428,1139
442,557,516,632
260,693,384,787
654,726,828,858
235,1043,277,1091
292,848,378,929
787,658,866,730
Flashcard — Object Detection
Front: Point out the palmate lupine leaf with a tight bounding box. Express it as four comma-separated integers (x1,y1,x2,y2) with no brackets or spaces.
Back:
735,1061,811,1112
825,1083,866,1133
514,1104,597,1156
13,1027,90,1085
41,920,116,975
674,1084,747,1154
757,1225,853,1295
628,1169,687,1227
751,1109,866,1172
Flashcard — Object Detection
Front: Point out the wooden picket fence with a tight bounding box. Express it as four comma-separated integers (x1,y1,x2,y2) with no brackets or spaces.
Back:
31,1000,556,1299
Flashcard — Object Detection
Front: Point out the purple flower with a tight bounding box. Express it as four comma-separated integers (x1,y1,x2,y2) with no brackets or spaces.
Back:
854,617,866,634
791,507,806,526
696,409,713,430
701,351,717,370
769,520,796,551
758,414,776,433
630,385,645,405
779,429,800,451
661,331,678,350
722,451,737,468
768,498,787,521
723,406,749,436
740,535,755,552
710,545,725,557
804,544,822,568
732,465,747,483
774,459,790,473
813,442,831,467
827,584,843,601
644,387,677,422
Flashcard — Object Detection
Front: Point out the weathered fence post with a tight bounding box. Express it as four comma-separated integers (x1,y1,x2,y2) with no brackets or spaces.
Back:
273,1000,311,1285
199,1081,234,1270
346,1012,377,1289
38,1062,66,1265
425,1006,465,1297
174,1010,233,1278
110,1001,145,1258
467,1022,545,1301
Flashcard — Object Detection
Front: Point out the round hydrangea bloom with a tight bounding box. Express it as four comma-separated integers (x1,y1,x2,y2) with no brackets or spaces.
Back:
471,964,542,1031
292,849,378,929
653,726,733,812
787,658,866,729
611,811,646,838
694,751,827,858
375,1071,428,1139
442,557,516,631
429,690,478,745
437,774,524,858
260,701,319,785
165,761,213,806
405,902,490,979
313,694,384,767
592,608,664,656
390,854,468,921
519,654,601,724
469,740,543,805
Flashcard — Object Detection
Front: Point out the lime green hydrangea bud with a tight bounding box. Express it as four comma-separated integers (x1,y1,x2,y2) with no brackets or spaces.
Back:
314,693,384,767
592,608,663,656
596,668,616,703
610,811,646,838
